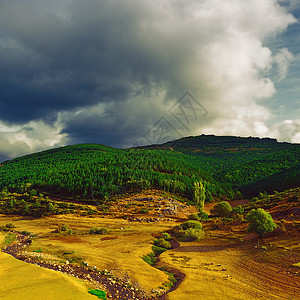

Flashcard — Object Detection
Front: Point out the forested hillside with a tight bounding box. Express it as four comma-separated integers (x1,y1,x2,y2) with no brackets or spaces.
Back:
0,135,299,202
0,144,228,202
145,135,300,196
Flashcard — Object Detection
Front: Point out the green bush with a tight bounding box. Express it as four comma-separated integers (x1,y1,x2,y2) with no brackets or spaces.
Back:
210,201,232,217
88,289,107,300
89,227,109,235
142,252,156,265
153,238,171,250
181,228,205,242
60,224,69,231
180,220,202,230
188,213,200,221
246,208,277,235
67,229,73,235
232,205,244,215
161,232,171,240
152,245,167,255
198,211,208,221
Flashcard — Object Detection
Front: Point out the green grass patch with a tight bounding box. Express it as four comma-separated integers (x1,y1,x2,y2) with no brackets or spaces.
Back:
4,233,16,244
293,262,300,268
88,289,107,299
33,249,43,253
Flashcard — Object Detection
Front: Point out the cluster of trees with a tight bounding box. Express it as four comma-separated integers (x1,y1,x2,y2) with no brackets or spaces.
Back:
0,144,230,202
0,186,97,217
150,135,300,195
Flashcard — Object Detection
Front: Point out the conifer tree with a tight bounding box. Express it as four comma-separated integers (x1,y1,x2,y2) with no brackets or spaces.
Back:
194,181,205,212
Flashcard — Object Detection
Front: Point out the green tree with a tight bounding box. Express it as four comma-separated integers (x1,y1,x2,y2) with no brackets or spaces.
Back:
194,181,205,212
246,208,277,235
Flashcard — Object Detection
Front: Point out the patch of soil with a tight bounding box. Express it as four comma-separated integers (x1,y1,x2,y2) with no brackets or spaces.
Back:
101,236,118,241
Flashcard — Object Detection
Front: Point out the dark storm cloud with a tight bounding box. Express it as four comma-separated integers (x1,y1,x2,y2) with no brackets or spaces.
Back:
0,0,299,161
0,0,170,123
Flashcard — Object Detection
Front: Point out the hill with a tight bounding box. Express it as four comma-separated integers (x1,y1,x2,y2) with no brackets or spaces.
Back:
143,135,300,196
0,135,299,203
0,143,227,203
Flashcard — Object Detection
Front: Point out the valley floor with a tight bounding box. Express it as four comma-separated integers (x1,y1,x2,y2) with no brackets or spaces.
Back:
0,192,299,300
160,233,300,300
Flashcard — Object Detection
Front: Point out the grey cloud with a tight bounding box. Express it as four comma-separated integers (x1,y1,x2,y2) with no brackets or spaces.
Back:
0,0,298,159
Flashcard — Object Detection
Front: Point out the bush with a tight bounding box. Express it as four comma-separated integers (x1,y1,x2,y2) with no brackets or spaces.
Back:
142,252,156,265
161,232,171,240
67,229,73,235
153,238,171,250
198,211,208,221
89,227,109,235
210,201,232,217
152,245,167,255
232,205,244,215
60,224,69,231
181,228,205,242
246,208,277,235
88,289,107,300
188,213,200,221
180,220,202,230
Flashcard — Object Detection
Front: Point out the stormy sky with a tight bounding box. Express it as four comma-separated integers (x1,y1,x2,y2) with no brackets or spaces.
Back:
0,0,299,161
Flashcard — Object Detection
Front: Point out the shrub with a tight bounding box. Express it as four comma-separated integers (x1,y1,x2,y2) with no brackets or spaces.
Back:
181,228,205,242
180,220,202,230
188,213,200,221
152,245,167,255
210,201,232,217
232,205,244,215
67,229,73,235
153,238,171,250
246,208,277,235
60,224,69,231
161,232,171,240
88,289,107,300
89,227,109,235
198,211,208,221
142,252,156,265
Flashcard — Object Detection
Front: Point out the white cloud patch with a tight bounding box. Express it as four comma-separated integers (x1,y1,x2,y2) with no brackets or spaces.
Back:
0,121,68,160
271,119,300,143
274,48,294,81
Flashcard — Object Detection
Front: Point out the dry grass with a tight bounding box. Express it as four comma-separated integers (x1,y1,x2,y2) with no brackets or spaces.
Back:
0,214,174,292
0,233,94,300
159,233,300,300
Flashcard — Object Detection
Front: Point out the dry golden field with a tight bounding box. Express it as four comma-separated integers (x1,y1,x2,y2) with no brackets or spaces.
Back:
0,232,95,300
1,191,299,300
